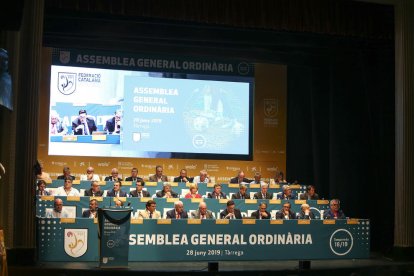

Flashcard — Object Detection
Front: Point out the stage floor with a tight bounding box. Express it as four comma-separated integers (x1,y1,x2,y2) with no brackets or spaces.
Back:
8,252,414,275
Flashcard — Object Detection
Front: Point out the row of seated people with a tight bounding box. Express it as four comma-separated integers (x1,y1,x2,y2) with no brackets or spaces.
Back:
37,165,289,186
46,197,345,220
37,178,319,200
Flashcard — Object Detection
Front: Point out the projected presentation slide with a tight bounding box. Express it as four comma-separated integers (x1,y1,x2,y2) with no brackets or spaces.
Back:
49,65,253,159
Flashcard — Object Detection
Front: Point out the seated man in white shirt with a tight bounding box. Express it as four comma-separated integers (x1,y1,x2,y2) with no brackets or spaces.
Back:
54,178,80,196
137,200,161,219
80,166,100,181
192,169,210,184
45,198,69,218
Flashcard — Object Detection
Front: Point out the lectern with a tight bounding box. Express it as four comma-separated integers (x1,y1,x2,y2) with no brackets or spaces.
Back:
97,207,132,268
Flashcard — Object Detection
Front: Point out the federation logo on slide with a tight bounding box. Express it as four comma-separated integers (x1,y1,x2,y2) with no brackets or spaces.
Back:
58,72,77,95
64,229,88,258
329,229,354,256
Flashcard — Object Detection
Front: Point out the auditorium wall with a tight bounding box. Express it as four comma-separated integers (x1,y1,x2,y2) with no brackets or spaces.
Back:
38,48,287,181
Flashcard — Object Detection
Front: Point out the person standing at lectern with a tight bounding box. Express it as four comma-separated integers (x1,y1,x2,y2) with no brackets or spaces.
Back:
72,109,97,135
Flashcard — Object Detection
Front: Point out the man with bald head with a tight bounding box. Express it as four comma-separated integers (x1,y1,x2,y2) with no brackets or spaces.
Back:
191,202,214,219
45,198,69,218
166,201,188,219
104,168,121,181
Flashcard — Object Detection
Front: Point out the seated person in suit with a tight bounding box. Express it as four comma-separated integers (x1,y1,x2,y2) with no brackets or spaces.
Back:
250,171,266,185
137,200,161,219
84,181,104,197
251,202,271,219
299,185,319,200
229,170,250,184
72,109,97,135
231,184,250,199
275,202,297,220
191,202,214,219
104,168,121,182
277,185,295,200
323,199,346,219
50,110,68,135
184,183,202,198
297,203,315,219
149,165,168,182
45,198,69,218
82,199,99,218
125,167,143,182
155,182,178,198
55,178,80,196
57,166,75,180
106,180,127,197
173,168,193,183
192,169,210,184
207,183,227,199
274,171,287,184
220,200,242,219
36,180,50,196
80,166,100,181
253,183,273,199
166,201,188,219
104,110,122,134
129,180,150,198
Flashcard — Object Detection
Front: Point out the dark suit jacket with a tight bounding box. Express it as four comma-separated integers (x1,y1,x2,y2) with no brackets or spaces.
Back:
149,174,168,182
104,117,120,134
155,190,178,198
104,176,121,181
207,192,227,199
57,175,75,180
125,176,144,182
84,189,104,197
173,176,193,183
72,117,97,135
275,210,297,219
297,210,316,219
323,210,346,219
166,209,188,219
231,192,251,199
253,192,273,199
251,210,271,219
129,190,150,197
299,193,319,200
229,177,251,184
106,189,127,197
82,210,97,218
220,208,242,219
277,193,296,200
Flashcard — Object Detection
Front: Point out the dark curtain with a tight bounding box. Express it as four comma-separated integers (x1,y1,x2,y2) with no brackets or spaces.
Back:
287,46,395,252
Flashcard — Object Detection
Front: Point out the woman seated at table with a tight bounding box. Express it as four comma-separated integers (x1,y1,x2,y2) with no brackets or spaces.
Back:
184,183,202,198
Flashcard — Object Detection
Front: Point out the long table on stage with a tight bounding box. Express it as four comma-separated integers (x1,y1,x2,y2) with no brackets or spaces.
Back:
37,218,369,262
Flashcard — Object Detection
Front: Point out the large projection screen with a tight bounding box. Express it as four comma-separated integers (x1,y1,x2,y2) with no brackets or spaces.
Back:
48,49,254,160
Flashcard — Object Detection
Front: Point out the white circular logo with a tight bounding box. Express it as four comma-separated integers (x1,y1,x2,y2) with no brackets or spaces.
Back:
329,229,354,256
238,62,250,75
192,135,206,149
107,240,115,248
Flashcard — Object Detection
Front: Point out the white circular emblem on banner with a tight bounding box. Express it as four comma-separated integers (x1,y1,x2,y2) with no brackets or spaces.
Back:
329,229,354,256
